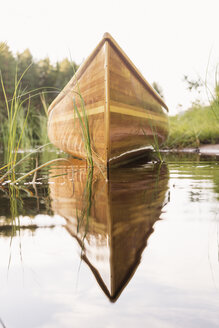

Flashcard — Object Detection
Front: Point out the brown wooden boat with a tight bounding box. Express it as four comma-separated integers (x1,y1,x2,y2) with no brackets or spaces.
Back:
49,159,169,302
48,33,169,167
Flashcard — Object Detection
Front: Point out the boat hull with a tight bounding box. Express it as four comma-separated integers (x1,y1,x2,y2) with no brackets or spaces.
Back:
48,33,168,167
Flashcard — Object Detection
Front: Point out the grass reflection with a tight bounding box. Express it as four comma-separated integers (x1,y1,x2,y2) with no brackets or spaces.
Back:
76,166,93,247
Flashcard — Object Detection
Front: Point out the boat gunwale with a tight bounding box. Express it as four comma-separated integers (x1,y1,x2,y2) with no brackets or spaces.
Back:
48,38,106,114
103,33,168,112
48,32,168,114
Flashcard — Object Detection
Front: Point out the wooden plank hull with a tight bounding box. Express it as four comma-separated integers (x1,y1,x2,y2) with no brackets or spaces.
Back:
48,33,169,167
49,159,169,301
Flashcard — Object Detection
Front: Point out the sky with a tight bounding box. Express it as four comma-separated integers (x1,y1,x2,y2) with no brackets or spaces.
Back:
1,0,219,115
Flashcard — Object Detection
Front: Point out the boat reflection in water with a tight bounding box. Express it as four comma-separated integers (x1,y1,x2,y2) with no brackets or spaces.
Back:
49,159,169,302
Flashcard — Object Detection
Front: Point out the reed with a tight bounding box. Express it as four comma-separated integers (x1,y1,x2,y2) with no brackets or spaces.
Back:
209,69,219,122
0,143,51,184
76,166,93,249
142,119,164,162
73,96,93,167
69,61,93,167
0,61,62,187
8,183,20,236
204,56,219,122
0,64,32,166
10,157,72,185
0,60,60,152
151,125,163,162
0,57,94,188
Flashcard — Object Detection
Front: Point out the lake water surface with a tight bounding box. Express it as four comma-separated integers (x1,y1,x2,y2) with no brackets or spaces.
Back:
0,151,219,328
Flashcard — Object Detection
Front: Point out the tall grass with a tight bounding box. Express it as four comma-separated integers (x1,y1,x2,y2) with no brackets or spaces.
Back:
142,119,164,162
209,69,219,122
0,65,32,165
0,88,57,154
0,61,61,186
165,105,219,148
204,55,219,122
69,60,93,167
73,96,93,167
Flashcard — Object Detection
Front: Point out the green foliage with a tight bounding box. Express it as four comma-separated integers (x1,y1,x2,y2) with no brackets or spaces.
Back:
167,69,219,149
165,105,219,148
0,42,79,150
0,43,16,108
0,64,33,166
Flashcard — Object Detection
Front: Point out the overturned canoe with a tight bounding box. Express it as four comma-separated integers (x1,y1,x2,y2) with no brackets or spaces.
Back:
48,33,168,167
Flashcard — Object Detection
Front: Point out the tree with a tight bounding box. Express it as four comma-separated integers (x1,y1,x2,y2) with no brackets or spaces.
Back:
16,49,38,94
183,75,203,93
0,43,16,113
152,81,164,99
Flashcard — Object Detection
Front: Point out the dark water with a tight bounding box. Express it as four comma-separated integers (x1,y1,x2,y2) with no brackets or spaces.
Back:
0,151,219,328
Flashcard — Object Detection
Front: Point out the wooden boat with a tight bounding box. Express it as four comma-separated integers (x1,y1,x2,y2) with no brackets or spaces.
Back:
48,33,169,167
49,159,169,301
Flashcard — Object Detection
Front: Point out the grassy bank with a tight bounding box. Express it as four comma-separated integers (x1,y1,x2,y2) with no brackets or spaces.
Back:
164,105,219,149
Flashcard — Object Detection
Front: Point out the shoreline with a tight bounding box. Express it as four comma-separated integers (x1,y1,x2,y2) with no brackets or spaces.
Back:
164,144,219,156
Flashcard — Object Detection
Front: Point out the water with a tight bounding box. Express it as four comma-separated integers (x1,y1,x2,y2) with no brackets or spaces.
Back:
0,151,219,328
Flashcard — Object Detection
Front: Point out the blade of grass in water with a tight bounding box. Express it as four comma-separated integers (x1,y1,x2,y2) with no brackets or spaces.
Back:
0,63,61,183
73,97,93,167
10,158,72,185
0,143,51,183
142,118,163,162
71,63,93,167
